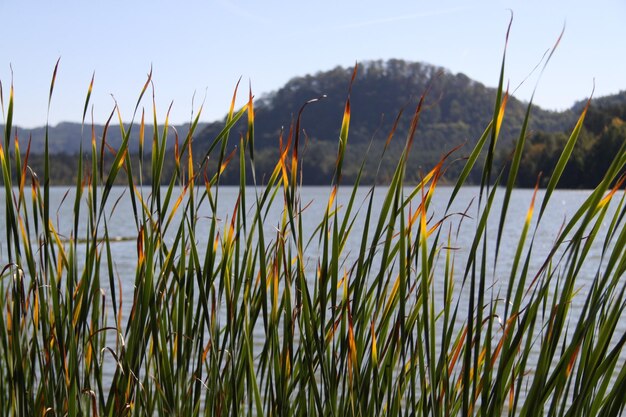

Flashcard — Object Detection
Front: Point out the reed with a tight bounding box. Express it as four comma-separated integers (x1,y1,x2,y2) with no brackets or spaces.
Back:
0,25,625,417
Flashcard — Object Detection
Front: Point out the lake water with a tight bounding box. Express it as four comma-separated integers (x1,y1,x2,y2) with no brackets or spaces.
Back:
6,185,613,305
0,185,623,408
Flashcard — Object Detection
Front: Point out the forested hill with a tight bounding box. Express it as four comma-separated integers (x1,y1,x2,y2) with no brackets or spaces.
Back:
200,59,574,148
3,59,623,185
193,59,576,183
509,90,626,188
0,122,207,155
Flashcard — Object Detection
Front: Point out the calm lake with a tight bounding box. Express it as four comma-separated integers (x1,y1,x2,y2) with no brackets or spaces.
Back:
3,185,613,293
1,185,623,389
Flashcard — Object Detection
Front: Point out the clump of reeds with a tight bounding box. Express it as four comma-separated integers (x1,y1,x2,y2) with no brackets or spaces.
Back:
0,24,625,417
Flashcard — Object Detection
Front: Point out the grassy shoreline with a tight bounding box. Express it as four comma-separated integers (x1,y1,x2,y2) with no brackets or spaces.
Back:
1,28,626,417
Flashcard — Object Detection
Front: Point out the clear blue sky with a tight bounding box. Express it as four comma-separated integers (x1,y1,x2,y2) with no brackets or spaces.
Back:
1,0,624,128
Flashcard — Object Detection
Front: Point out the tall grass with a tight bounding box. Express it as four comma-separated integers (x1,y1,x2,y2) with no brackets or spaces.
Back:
1,28,626,417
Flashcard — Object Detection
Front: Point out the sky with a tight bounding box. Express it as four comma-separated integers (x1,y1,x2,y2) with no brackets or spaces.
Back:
0,0,624,128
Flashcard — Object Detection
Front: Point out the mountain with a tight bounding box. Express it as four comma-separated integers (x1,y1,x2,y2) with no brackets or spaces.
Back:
193,59,577,183
2,59,622,185
509,90,626,188
572,90,626,114
0,121,208,154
